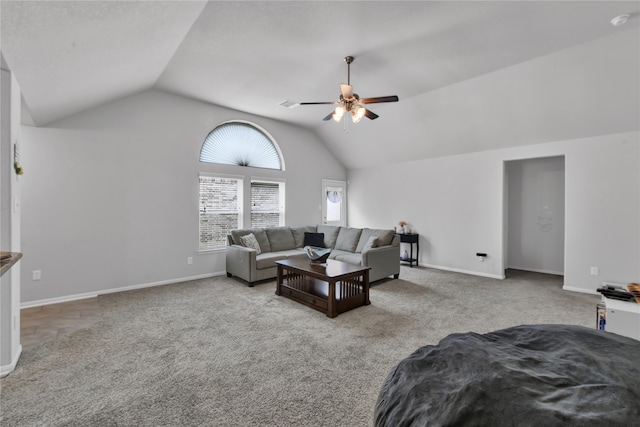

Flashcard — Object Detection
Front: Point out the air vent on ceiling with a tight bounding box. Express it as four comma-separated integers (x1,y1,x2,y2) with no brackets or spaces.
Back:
610,14,629,26
278,100,299,108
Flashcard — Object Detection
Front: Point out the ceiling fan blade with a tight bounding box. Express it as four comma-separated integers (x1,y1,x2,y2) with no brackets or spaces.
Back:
299,101,339,105
364,108,379,120
340,84,353,98
323,111,334,121
360,95,399,104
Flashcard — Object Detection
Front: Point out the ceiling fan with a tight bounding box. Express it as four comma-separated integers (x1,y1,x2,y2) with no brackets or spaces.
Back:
299,56,399,123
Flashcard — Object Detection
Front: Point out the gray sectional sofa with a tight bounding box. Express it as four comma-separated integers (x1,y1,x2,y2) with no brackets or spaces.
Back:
226,225,400,286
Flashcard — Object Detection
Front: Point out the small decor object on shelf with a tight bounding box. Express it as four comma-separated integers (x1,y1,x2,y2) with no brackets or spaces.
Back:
303,246,332,264
401,250,409,261
398,220,407,234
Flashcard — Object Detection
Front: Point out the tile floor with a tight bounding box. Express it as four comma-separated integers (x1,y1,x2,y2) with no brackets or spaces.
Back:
20,298,103,348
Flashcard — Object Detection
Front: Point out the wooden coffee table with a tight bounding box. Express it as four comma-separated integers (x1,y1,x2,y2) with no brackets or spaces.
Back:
275,258,371,318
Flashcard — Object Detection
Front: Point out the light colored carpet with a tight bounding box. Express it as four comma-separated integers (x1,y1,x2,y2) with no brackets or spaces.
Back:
0,267,599,426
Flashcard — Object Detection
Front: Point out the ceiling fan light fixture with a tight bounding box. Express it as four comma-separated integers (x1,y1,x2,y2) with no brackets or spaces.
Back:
298,55,398,124
352,106,366,123
333,105,346,122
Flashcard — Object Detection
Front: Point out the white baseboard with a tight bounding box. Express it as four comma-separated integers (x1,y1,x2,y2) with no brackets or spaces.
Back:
419,263,505,280
562,285,599,295
508,266,564,276
21,291,100,309
21,271,226,309
0,344,22,378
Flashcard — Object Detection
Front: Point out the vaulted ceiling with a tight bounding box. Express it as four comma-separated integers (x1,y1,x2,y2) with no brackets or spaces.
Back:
2,1,639,169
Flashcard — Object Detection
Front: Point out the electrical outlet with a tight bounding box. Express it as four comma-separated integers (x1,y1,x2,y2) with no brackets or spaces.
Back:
590,267,599,276
187,257,193,265
32,270,41,280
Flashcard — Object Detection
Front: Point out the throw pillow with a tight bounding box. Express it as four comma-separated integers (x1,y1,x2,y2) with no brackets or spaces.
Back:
303,232,325,248
362,236,378,252
240,233,262,254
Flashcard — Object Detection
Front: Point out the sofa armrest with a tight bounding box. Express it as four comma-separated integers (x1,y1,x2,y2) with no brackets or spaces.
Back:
226,244,257,283
362,244,399,264
362,243,401,282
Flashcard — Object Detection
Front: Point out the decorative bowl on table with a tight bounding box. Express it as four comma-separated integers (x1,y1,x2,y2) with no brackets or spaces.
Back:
303,246,332,264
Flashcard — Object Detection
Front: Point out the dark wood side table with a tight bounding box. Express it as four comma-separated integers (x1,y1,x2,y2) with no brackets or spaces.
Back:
398,233,419,267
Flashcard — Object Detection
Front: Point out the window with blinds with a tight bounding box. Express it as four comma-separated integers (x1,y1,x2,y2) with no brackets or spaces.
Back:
199,175,243,249
251,181,285,228
198,121,286,250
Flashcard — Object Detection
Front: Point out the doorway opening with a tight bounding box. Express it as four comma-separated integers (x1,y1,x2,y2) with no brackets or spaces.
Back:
504,156,565,277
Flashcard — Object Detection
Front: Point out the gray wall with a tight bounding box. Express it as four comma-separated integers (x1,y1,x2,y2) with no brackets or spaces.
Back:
506,156,565,275
348,132,639,293
19,90,346,304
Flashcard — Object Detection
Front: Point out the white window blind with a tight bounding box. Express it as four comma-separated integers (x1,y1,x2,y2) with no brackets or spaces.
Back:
199,175,243,249
251,181,284,228
200,122,283,170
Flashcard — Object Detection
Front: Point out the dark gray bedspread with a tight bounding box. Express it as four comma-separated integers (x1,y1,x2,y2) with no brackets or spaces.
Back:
375,324,640,427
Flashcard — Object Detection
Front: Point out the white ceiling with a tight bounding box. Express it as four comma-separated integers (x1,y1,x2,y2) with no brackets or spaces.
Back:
2,1,639,169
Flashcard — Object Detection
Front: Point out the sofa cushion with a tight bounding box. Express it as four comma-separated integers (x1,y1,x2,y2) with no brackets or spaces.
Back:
265,227,296,252
328,249,350,260
230,228,272,253
255,252,287,270
303,232,325,248
279,249,308,260
291,225,317,247
356,228,395,252
334,227,363,252
317,225,341,248
333,252,363,266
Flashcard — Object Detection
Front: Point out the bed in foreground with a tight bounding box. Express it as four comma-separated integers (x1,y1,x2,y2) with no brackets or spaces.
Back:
375,324,640,426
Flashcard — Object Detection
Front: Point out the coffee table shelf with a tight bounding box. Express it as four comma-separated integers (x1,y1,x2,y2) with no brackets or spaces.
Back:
275,258,370,318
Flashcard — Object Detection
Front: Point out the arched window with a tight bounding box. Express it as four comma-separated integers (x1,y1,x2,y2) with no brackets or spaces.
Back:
198,121,286,250
200,121,284,170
